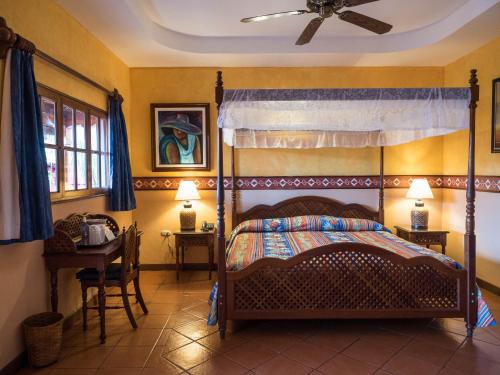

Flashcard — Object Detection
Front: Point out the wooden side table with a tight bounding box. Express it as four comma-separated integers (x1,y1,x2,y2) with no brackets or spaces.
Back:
395,225,449,254
174,229,215,280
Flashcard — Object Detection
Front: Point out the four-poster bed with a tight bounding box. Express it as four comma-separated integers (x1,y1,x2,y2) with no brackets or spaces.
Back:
214,70,486,339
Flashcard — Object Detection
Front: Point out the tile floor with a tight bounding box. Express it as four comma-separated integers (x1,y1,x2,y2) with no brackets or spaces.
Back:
18,271,500,375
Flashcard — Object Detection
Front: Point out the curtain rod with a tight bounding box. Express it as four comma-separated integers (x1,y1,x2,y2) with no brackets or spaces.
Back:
0,17,122,102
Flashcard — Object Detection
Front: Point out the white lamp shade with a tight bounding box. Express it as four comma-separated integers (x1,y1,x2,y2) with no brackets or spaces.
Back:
175,181,200,201
406,178,434,199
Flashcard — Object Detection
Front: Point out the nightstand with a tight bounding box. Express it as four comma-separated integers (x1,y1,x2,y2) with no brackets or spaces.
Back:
174,229,215,280
395,225,449,254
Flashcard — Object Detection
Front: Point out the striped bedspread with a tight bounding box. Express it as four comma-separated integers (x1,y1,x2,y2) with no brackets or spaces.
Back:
208,216,495,328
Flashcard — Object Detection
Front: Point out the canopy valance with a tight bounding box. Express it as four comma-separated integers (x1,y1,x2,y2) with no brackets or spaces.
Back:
218,87,471,148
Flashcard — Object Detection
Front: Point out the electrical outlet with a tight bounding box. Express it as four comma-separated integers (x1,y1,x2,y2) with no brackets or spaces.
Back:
161,230,172,237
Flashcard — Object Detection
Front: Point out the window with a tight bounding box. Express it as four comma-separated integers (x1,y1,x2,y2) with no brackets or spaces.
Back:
38,85,110,201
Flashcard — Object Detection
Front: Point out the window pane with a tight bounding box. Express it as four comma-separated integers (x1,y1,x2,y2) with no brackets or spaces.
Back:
64,150,76,191
90,115,99,151
76,152,87,189
75,109,86,149
101,153,109,188
100,118,109,152
45,148,58,192
63,105,74,147
92,153,100,188
41,97,56,145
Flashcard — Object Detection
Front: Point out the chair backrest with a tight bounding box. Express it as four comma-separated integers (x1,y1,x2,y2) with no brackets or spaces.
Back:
120,224,137,280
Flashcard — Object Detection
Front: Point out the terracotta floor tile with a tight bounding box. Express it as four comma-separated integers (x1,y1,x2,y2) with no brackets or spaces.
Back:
143,347,185,374
117,328,163,346
383,352,442,375
437,368,468,375
253,355,312,375
165,312,201,328
282,341,335,368
414,327,466,350
430,318,468,336
135,314,170,329
361,329,411,349
146,303,182,315
248,332,301,353
63,328,123,348
182,303,211,320
95,369,143,375
48,370,97,375
101,346,152,368
342,338,400,367
53,347,113,369
174,320,218,340
223,341,277,369
455,338,500,364
445,351,500,375
197,332,248,354
399,339,454,367
164,342,214,370
305,330,360,352
189,355,248,375
157,329,193,351
317,354,378,375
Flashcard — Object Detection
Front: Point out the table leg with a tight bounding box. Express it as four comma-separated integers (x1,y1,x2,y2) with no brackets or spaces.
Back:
98,270,106,344
181,246,185,270
442,244,446,255
49,269,58,312
176,244,180,281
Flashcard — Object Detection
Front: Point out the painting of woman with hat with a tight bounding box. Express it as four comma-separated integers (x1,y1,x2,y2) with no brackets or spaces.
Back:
151,104,210,171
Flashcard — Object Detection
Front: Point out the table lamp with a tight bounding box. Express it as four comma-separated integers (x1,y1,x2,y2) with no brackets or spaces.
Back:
175,181,200,231
406,178,434,229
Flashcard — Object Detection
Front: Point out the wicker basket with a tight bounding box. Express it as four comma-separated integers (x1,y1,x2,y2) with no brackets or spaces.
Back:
22,312,64,367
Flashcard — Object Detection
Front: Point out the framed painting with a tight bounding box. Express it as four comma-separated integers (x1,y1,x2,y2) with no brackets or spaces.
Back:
151,103,210,171
492,77,500,153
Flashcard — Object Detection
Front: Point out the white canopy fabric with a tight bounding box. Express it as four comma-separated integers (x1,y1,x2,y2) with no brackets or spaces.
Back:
218,88,471,148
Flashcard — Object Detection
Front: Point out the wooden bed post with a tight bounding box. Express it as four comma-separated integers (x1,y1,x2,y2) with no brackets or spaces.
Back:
465,69,479,338
231,146,237,228
215,71,227,339
378,146,385,225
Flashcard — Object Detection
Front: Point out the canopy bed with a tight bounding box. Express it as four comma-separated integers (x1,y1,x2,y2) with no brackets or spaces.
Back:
213,70,489,339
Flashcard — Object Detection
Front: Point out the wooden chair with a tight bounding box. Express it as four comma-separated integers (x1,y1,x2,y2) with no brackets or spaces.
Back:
76,224,148,330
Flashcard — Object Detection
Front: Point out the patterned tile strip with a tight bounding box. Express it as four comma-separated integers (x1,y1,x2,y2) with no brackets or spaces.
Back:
133,175,500,193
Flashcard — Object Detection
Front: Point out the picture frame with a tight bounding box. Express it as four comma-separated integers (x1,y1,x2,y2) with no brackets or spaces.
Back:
492,77,500,153
151,103,210,171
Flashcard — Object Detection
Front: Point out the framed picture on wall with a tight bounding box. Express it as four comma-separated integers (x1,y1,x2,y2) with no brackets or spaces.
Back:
492,77,500,153
151,103,210,171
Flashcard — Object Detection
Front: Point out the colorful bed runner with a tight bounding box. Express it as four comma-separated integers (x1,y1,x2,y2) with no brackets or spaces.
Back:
208,216,495,328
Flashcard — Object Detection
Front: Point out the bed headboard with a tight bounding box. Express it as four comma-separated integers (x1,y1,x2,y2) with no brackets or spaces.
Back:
235,196,379,227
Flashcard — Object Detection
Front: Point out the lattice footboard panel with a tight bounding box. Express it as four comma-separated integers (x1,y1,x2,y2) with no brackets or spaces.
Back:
232,251,461,314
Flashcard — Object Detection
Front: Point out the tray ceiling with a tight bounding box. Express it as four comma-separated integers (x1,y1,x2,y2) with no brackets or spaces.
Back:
56,0,500,67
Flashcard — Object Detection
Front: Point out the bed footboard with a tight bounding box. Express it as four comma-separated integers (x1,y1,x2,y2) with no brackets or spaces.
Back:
226,243,467,320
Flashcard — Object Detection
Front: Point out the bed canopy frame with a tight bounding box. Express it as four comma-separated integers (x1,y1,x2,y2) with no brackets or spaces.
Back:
215,70,479,339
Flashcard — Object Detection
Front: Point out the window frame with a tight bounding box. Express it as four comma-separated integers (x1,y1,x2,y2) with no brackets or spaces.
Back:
38,84,110,202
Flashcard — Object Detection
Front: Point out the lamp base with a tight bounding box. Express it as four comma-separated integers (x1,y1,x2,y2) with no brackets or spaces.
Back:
180,204,196,231
411,201,429,229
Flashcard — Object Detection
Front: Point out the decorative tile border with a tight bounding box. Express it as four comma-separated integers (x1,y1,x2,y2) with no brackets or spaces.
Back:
134,175,500,193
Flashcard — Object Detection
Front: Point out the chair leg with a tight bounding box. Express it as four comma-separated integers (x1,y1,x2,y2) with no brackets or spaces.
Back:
121,284,138,329
133,277,149,314
81,283,88,331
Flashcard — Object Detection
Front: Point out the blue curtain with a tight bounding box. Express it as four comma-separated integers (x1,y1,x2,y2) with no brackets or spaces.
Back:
11,48,53,241
109,95,136,211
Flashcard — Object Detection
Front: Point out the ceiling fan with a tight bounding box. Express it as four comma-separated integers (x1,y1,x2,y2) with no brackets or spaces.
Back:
241,0,393,45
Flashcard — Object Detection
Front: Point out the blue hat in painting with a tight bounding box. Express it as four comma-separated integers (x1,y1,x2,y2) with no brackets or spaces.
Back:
160,114,201,135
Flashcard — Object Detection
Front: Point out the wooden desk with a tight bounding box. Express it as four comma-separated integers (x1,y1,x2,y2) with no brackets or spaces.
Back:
44,239,121,343
44,230,143,344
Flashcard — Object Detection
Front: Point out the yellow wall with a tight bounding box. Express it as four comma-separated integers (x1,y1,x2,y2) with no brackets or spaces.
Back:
441,37,500,286
0,0,132,369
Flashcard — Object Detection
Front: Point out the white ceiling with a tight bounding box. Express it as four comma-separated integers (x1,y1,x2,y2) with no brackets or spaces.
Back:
57,0,500,67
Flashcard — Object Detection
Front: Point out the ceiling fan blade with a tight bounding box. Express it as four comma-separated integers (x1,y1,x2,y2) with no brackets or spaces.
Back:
338,10,392,34
295,17,325,45
241,10,309,23
344,0,380,7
